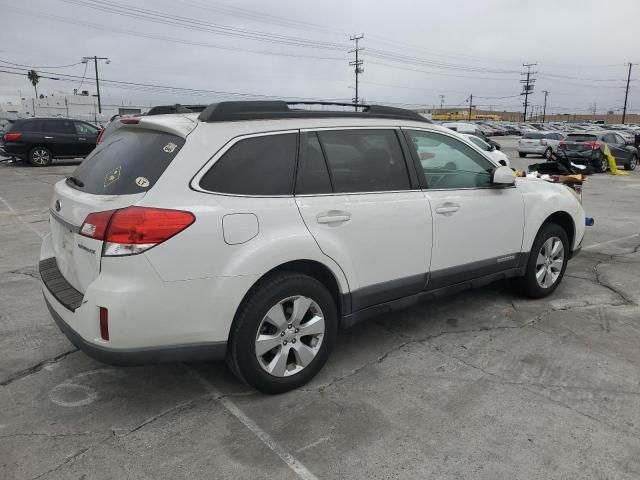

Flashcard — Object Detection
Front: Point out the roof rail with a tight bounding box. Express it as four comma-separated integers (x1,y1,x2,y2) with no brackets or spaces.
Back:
197,101,431,123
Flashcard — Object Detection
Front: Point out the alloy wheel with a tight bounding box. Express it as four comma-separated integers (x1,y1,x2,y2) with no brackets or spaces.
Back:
255,295,325,377
535,236,565,288
32,148,50,165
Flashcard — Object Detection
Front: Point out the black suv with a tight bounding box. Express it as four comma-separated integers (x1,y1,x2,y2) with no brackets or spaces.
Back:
1,118,100,166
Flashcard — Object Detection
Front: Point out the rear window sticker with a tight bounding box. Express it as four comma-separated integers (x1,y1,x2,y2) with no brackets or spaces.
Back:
163,142,178,153
104,166,122,188
135,177,150,188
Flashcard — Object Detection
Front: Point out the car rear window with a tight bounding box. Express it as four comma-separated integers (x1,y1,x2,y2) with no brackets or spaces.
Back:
67,129,185,195
565,134,598,142
523,132,544,139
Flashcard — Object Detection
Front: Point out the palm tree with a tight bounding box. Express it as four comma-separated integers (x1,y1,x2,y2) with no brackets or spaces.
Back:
27,69,40,99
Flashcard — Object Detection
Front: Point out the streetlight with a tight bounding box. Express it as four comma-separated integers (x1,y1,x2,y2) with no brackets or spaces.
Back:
81,56,110,114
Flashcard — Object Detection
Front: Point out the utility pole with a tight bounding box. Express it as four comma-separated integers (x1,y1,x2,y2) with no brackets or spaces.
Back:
467,94,473,121
82,56,110,115
520,62,537,122
622,62,635,124
439,94,445,112
349,34,364,111
542,90,549,123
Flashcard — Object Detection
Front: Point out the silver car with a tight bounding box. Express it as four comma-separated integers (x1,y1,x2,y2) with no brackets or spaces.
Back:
518,131,565,158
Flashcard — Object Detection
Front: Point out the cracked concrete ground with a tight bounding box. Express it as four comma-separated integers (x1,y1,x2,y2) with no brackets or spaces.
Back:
1,139,640,479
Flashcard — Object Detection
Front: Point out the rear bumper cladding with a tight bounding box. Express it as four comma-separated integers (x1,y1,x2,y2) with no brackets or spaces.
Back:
39,257,84,311
44,296,227,366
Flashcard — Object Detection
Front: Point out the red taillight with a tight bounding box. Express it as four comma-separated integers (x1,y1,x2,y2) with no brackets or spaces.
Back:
540,139,547,145
584,141,601,150
120,118,140,125
96,128,105,145
3,132,22,141
80,207,195,256
558,141,567,150
99,307,109,340
80,209,116,240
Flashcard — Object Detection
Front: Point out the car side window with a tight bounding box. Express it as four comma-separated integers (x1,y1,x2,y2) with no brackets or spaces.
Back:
199,133,297,196
22,120,43,132
613,134,625,145
316,129,411,193
405,129,494,189
295,132,332,195
602,134,614,144
45,120,76,134
75,122,98,135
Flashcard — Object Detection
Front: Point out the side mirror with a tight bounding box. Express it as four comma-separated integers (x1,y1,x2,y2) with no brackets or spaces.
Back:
488,145,496,152
492,165,516,186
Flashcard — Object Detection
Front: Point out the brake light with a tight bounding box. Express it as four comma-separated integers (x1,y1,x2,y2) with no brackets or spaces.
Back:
3,132,22,141
558,141,567,150
120,118,141,125
80,210,116,239
584,141,601,150
540,139,547,146
80,207,195,256
96,128,105,145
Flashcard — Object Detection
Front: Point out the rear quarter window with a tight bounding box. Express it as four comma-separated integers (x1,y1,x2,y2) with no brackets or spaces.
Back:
68,129,185,195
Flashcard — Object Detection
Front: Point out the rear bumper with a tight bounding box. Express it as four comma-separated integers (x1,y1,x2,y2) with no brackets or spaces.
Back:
518,145,546,154
1,142,28,158
44,295,226,366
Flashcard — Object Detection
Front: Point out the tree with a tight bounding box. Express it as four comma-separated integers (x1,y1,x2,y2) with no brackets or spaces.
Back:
27,70,40,99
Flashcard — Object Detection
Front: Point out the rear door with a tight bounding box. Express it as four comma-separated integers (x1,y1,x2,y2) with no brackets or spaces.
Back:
403,128,524,288
49,126,187,292
74,121,100,157
295,128,432,311
609,133,631,161
44,119,80,157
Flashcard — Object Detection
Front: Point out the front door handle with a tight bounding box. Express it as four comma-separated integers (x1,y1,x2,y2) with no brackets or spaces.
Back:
78,137,86,141
44,136,54,139
435,202,460,215
317,210,351,224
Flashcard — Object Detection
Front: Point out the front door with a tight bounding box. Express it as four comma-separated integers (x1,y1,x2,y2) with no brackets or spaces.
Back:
294,129,432,311
403,128,525,289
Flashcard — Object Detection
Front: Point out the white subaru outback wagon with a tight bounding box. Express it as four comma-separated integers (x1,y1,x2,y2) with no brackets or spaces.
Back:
41,101,585,393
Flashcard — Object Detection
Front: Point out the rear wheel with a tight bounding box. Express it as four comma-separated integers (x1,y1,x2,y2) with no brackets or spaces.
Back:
543,147,553,159
625,155,637,171
516,223,569,298
29,146,52,167
227,272,338,394
596,153,608,173
518,152,526,158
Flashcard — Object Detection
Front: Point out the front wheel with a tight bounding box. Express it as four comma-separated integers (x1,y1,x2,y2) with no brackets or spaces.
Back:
516,224,569,298
625,155,637,171
227,272,338,394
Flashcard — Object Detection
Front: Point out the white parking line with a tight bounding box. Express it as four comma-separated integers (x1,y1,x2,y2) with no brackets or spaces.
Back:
184,366,319,480
0,196,45,239
583,233,640,250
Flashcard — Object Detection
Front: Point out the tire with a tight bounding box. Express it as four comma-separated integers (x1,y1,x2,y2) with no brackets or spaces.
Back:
543,147,552,159
595,153,608,173
624,155,637,171
29,146,53,167
518,152,526,158
516,223,569,299
227,272,338,394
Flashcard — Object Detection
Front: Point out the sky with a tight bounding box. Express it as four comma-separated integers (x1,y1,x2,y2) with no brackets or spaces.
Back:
0,0,639,115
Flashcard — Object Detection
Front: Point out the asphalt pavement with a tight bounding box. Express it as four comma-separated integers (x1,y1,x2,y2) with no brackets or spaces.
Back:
1,140,640,479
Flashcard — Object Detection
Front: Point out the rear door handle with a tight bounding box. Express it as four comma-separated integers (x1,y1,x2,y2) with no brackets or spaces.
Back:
317,211,351,224
435,202,460,215
44,136,54,139
78,137,86,141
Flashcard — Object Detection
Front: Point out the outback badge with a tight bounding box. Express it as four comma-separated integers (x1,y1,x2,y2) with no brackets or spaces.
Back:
104,166,122,188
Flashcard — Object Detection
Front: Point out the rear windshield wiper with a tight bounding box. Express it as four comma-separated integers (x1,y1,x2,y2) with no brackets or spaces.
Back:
66,176,84,188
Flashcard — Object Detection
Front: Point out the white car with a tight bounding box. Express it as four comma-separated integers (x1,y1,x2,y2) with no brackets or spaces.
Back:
40,101,585,393
461,133,510,166
518,131,565,158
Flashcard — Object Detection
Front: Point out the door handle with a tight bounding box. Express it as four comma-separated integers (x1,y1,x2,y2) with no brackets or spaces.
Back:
44,136,54,139
435,202,460,215
78,137,86,141
317,211,351,224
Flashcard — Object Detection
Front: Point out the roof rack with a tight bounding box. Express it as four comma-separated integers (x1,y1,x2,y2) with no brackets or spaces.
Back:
197,101,431,124
147,104,207,116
